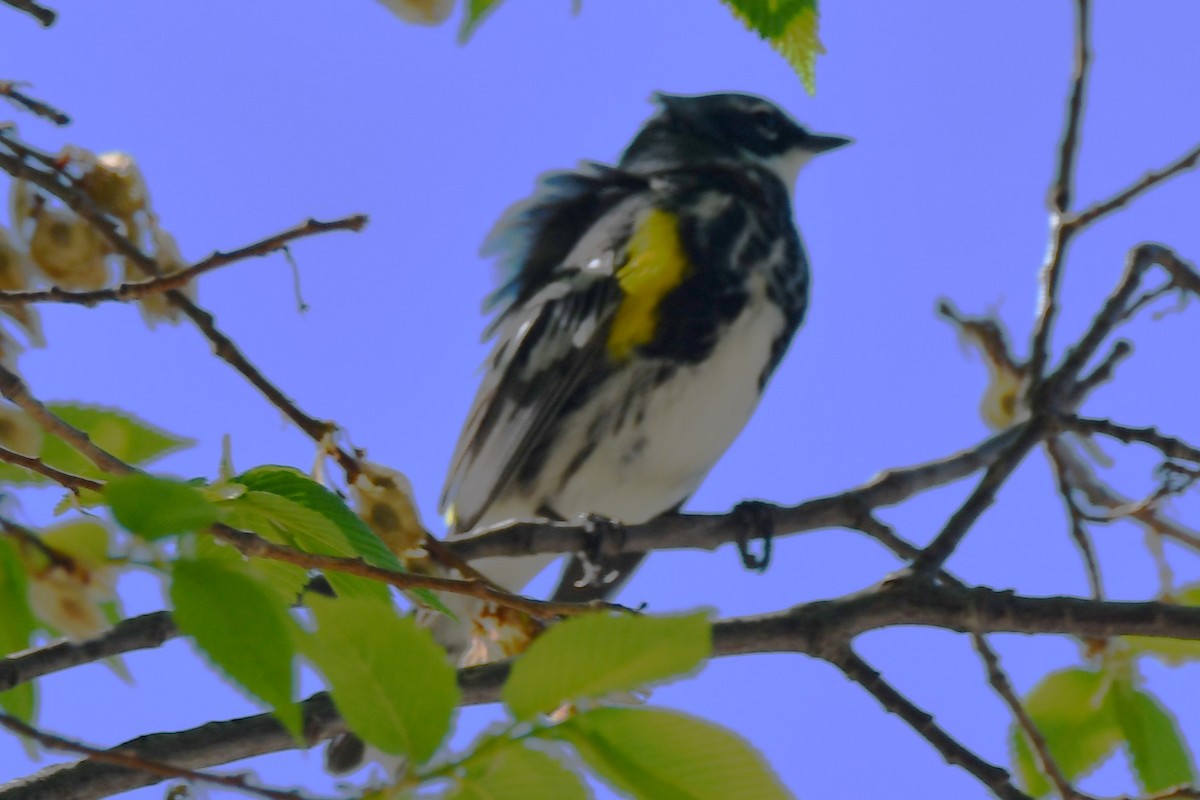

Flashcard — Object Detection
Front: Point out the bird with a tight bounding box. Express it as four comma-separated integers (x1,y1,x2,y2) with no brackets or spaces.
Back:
441,90,850,617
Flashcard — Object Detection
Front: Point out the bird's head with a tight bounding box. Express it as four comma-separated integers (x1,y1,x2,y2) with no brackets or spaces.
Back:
620,92,851,187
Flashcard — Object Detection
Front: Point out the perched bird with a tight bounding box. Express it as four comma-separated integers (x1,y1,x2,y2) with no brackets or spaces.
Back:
442,91,850,608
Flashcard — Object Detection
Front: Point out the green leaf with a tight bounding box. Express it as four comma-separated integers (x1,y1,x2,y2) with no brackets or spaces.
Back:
0,537,37,724
304,595,459,762
1111,679,1196,792
0,403,192,485
721,0,822,93
446,740,589,800
221,489,388,602
459,0,504,41
106,474,221,540
169,557,302,737
557,707,791,800
235,467,404,571
1010,668,1122,797
503,612,711,720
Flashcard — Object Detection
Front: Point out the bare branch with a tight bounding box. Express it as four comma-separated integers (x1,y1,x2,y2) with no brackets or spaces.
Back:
454,425,1028,563
0,81,68,125
1065,417,1200,464
0,216,367,307
208,523,616,621
1046,440,1104,599
0,0,55,26
0,612,177,694
0,445,102,493
972,633,1087,800
0,713,313,800
11,583,1200,800
1070,141,1200,229
829,646,1033,800
1027,0,1092,387
911,419,1047,576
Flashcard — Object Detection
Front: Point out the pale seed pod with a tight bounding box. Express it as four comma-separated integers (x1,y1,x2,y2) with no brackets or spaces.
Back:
28,208,111,290
77,151,148,218
0,403,42,457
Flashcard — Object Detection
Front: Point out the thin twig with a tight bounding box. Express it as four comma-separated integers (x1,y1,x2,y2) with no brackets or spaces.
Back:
971,633,1088,800
0,216,367,307
209,523,614,621
1064,416,1200,464
911,419,1047,576
0,713,312,800
1070,141,1200,229
0,0,54,26
0,363,133,476
828,646,1034,800
1027,0,1091,389
1046,439,1104,599
0,445,104,493
0,81,68,125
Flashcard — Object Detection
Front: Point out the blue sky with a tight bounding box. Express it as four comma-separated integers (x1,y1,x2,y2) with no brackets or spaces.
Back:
2,1,1200,798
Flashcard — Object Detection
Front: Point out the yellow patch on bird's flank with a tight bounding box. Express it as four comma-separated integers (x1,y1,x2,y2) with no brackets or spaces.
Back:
607,208,691,362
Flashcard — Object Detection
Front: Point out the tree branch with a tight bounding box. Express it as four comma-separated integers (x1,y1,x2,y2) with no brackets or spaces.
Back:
0,0,54,26
9,581,1200,800
1027,0,1091,387
0,445,103,493
0,713,312,800
972,633,1085,800
0,81,68,125
0,216,367,307
829,646,1033,800
0,363,132,476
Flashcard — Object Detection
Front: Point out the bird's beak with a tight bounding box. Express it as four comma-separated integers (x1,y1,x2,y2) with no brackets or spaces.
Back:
807,133,854,153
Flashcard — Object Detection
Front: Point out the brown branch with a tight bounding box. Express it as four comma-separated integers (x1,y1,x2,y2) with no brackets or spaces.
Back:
1069,141,1200,229
0,216,367,307
1027,0,1091,388
1046,439,1104,599
911,419,1047,576
0,446,103,493
453,425,1027,563
829,646,1033,800
1065,417,1200,465
0,713,312,800
209,523,614,621
0,363,132,476
0,82,68,125
0,516,73,569
11,583,1200,800
971,633,1087,800
0,0,54,26
0,611,177,694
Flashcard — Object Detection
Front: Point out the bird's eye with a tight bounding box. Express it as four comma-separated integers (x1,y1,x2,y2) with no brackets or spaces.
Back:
753,109,783,140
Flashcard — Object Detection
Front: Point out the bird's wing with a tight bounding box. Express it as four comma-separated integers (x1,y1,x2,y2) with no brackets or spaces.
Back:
441,187,652,534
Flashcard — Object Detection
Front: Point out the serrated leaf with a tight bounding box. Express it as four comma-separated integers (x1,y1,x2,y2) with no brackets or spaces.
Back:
0,403,192,485
557,707,791,800
235,467,404,571
721,0,823,93
1010,668,1122,797
304,595,459,762
105,474,221,540
446,740,588,800
169,557,302,737
221,489,388,602
0,537,37,724
504,612,710,720
1111,680,1196,792
460,0,504,41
